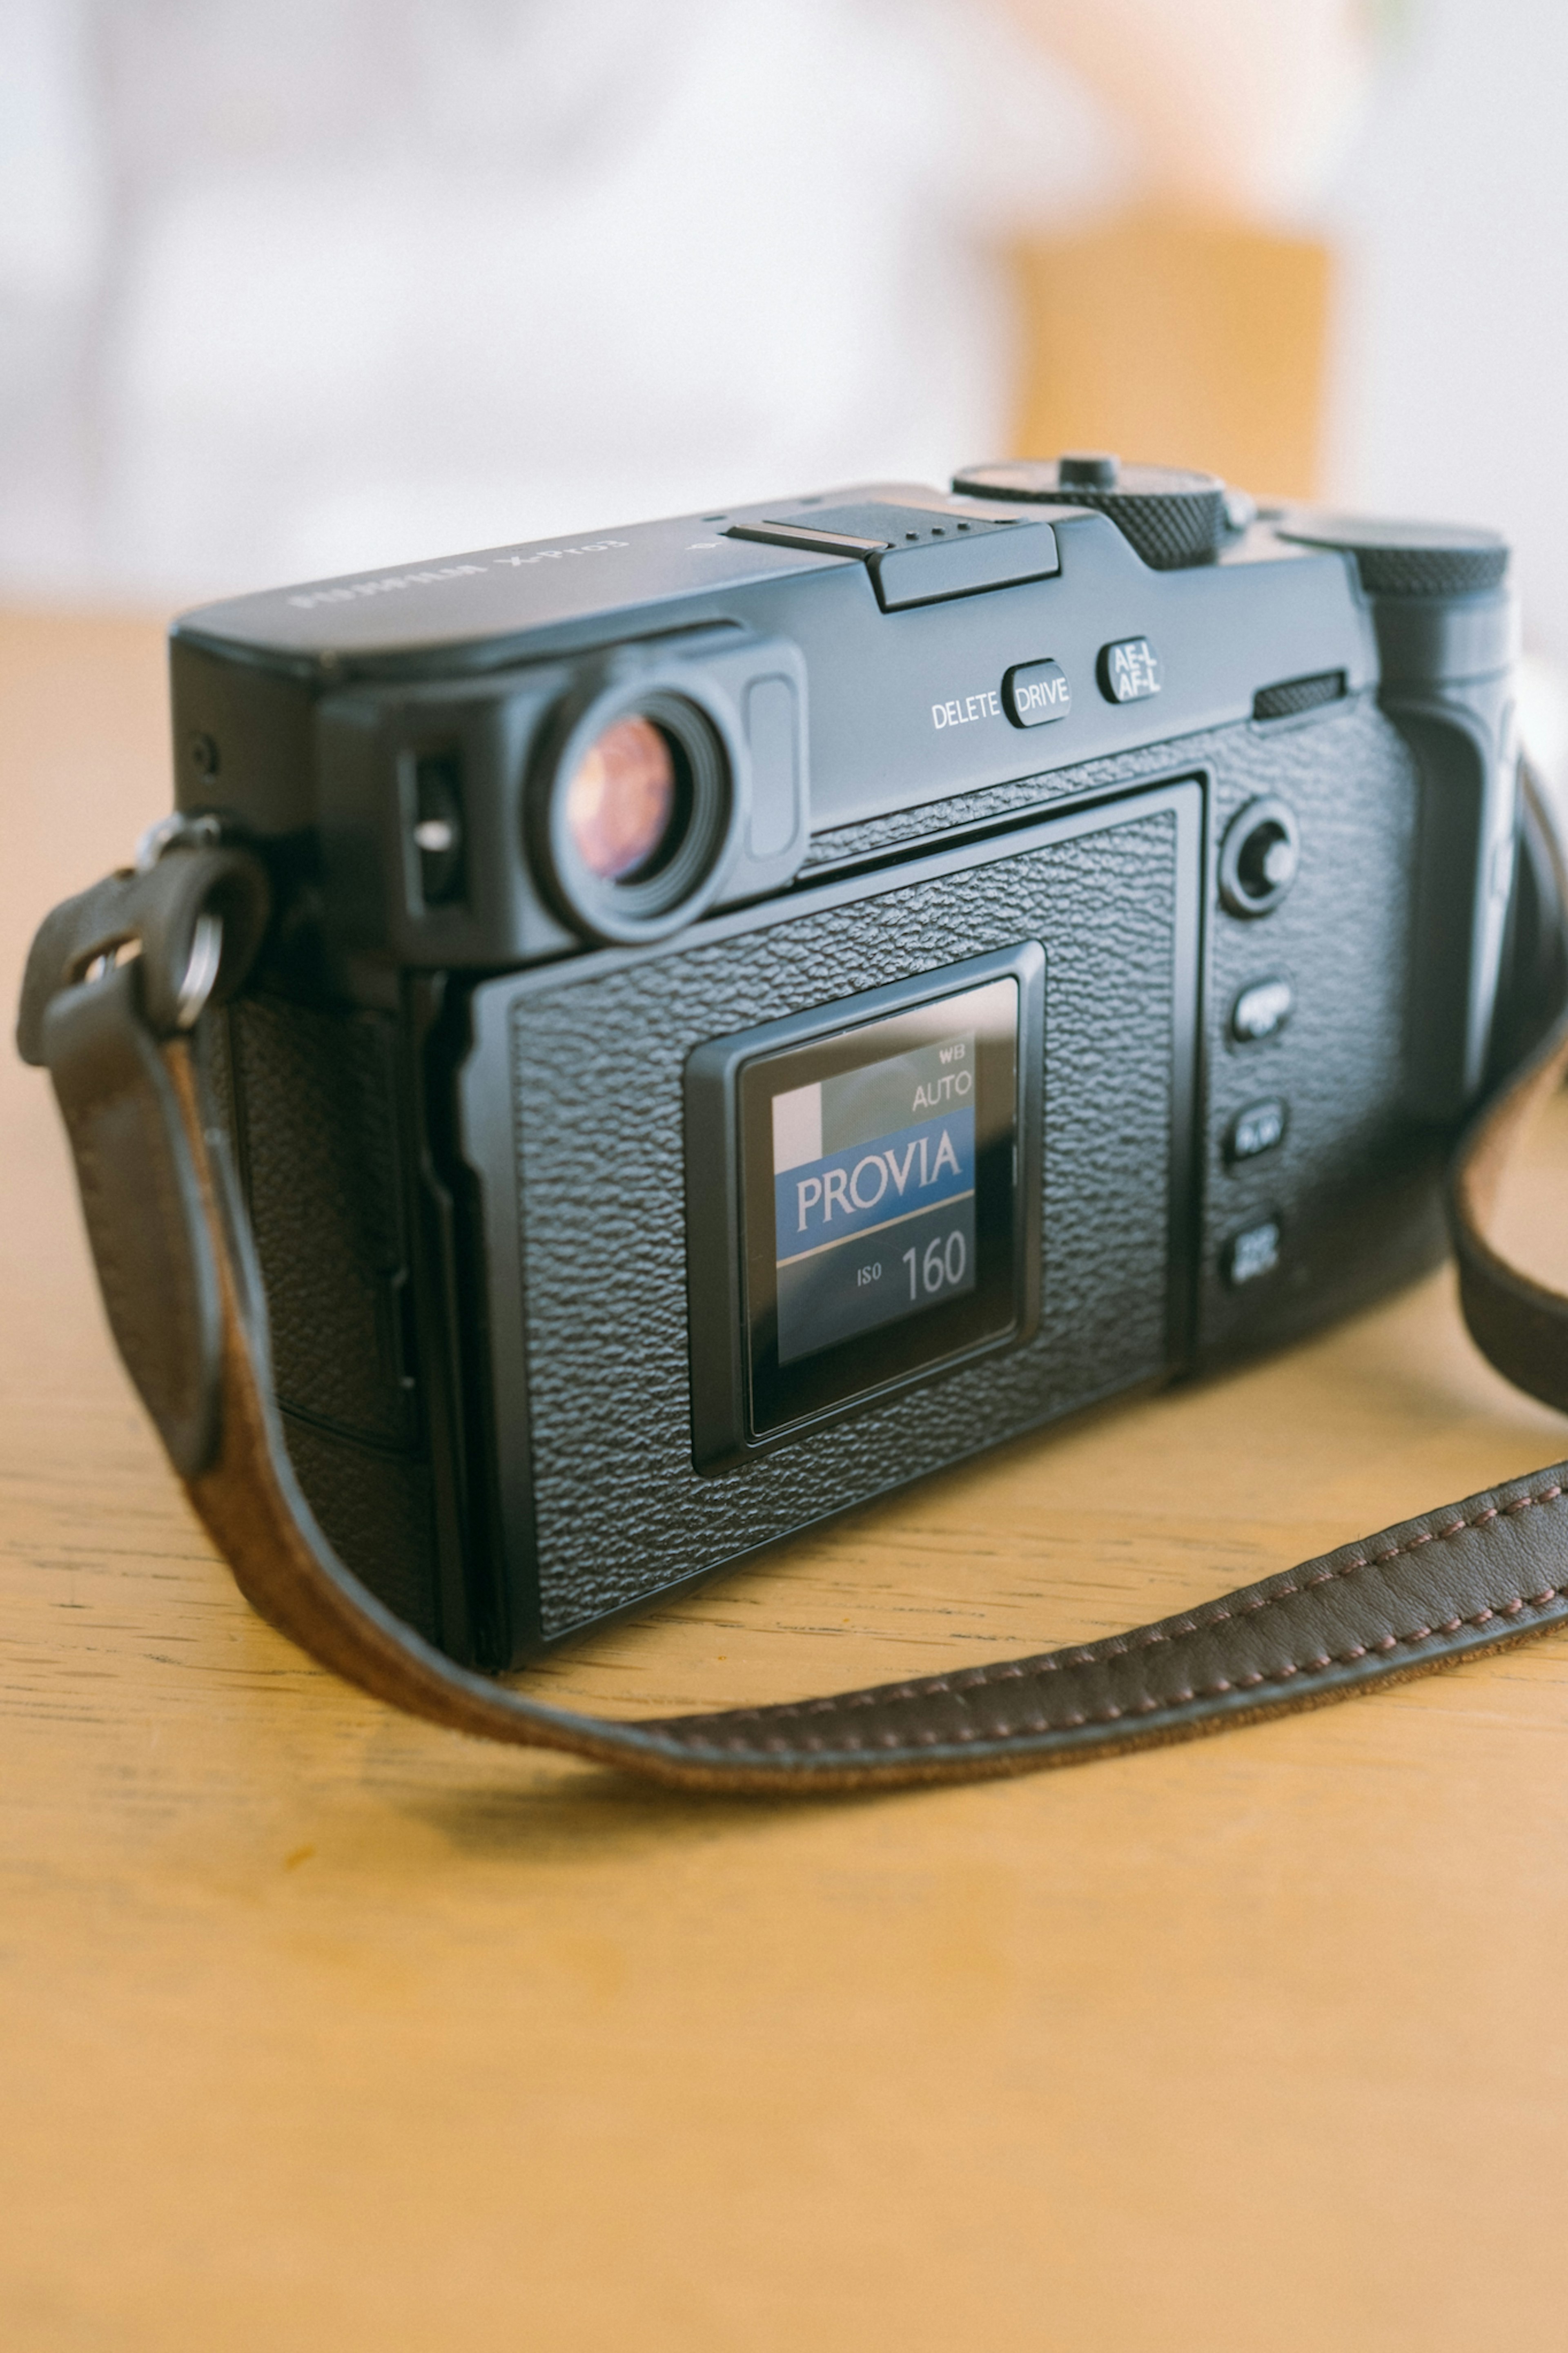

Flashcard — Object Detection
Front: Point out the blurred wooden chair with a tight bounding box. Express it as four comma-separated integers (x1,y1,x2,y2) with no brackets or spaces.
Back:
1009,206,1332,501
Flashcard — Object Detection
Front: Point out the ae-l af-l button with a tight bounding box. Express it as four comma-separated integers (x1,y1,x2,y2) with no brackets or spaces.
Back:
1003,659,1071,727
1099,638,1162,703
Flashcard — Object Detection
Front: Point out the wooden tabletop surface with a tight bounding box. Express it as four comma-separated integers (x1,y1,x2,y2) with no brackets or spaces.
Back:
4,610,1568,2351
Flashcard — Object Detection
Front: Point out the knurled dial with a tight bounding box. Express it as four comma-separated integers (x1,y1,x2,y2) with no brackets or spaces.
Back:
952,453,1229,572
1274,511,1510,597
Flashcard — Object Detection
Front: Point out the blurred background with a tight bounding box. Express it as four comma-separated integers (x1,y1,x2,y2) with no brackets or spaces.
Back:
3,0,1567,747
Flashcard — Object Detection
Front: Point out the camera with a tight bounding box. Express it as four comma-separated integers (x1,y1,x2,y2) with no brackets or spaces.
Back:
166,455,1553,1669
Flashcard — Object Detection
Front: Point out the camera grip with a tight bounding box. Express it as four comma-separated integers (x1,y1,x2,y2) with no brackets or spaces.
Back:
26,842,1568,1793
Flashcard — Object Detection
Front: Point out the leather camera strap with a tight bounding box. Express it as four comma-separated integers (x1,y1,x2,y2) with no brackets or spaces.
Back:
19,838,1568,1793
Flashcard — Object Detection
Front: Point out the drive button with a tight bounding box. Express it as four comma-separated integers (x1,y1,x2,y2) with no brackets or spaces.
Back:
1003,659,1071,727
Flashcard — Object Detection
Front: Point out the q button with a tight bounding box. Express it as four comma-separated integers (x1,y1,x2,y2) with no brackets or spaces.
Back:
1003,659,1072,728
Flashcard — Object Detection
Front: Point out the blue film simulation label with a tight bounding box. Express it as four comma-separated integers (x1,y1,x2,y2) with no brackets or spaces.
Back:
771,1033,978,1363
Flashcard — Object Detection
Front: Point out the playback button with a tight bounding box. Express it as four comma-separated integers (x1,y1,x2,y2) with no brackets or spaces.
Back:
1002,659,1071,727
1226,1218,1282,1287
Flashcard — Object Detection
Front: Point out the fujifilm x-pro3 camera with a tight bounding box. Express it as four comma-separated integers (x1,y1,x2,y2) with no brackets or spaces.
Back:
165,455,1560,1667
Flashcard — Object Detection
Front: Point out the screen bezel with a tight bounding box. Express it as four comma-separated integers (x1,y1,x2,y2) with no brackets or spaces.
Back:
685,941,1045,1470
739,977,1024,1434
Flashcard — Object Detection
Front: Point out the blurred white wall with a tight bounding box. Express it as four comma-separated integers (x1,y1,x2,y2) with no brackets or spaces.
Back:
1325,0,1568,664
0,0,1124,600
4,0,1564,634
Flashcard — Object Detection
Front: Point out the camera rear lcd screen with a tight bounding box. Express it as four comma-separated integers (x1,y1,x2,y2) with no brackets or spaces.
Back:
771,1036,978,1362
738,975,1023,1437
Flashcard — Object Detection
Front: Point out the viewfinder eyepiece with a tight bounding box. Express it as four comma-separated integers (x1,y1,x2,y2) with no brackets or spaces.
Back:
538,685,738,944
564,715,679,882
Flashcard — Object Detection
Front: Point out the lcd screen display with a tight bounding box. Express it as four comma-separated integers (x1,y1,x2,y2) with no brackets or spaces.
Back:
770,1031,979,1362
737,970,1028,1437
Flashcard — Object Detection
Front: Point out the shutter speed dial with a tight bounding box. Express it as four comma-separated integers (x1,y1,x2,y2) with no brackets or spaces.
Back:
951,454,1229,572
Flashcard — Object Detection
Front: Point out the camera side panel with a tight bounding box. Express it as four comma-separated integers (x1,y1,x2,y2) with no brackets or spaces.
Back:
1196,692,1441,1357
202,992,447,1644
460,784,1201,1653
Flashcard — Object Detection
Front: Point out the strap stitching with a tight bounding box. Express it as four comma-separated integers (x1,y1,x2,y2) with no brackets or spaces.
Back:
675,1588,1567,1755
654,1481,1568,1754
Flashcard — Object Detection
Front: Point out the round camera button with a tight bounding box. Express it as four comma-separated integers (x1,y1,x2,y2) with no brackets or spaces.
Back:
1220,797,1301,918
1002,659,1071,727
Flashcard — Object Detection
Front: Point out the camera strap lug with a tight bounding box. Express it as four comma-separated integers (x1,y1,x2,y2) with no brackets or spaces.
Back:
19,836,1568,1793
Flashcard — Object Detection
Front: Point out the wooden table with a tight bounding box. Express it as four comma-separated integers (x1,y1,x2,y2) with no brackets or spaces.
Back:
4,611,1567,2351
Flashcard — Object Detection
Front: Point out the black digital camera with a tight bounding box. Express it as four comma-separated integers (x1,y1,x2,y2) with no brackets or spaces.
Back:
167,455,1554,1670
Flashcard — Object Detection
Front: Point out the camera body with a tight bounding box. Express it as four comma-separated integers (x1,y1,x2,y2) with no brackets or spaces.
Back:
169,460,1530,1668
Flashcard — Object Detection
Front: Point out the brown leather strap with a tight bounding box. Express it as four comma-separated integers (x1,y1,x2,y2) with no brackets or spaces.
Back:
1451,1017,1568,1416
20,842,1568,1792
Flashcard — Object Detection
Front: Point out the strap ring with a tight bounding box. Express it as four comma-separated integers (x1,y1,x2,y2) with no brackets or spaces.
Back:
131,816,235,1028
134,811,223,874
174,910,224,1029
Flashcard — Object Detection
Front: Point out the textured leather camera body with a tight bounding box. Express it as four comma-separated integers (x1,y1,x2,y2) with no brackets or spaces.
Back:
169,464,1529,1667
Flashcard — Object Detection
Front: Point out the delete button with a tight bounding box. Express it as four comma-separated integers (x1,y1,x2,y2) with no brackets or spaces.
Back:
1003,659,1071,727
